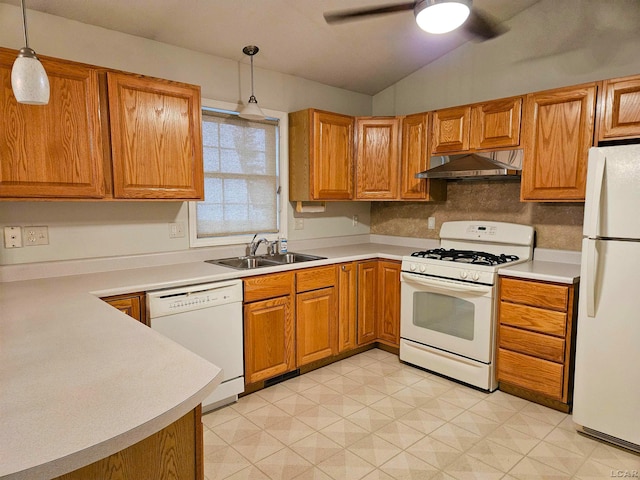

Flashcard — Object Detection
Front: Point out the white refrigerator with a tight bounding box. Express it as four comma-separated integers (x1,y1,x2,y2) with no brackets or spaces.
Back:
573,144,640,452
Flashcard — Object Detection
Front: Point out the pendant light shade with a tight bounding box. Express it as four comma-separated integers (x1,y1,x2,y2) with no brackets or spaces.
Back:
11,0,49,105
414,0,471,35
238,45,265,121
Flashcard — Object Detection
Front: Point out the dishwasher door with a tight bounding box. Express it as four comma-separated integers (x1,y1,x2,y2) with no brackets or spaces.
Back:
147,280,244,411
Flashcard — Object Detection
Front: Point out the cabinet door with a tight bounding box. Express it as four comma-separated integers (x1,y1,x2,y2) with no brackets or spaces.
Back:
431,106,471,153
338,262,357,353
244,296,294,384
400,113,429,200
107,72,204,200
355,117,399,199
521,84,597,201
357,261,378,345
0,49,105,198
470,97,522,150
377,261,401,347
312,110,354,200
296,287,337,366
102,293,148,326
598,75,640,141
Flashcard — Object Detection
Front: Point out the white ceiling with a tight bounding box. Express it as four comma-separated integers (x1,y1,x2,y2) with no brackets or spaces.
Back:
4,0,542,95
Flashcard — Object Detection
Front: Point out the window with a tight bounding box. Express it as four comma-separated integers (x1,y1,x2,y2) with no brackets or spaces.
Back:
189,99,288,247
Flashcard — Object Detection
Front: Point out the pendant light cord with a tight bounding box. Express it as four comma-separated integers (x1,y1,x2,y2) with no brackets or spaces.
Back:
20,0,30,48
250,55,255,98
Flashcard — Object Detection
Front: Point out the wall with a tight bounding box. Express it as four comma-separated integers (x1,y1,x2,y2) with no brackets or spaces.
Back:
0,4,372,265
370,0,640,251
371,182,584,251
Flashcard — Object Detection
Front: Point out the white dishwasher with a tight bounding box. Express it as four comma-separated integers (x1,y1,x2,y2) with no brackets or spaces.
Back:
147,279,244,412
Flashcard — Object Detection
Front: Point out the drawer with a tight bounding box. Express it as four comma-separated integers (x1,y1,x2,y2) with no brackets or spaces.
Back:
499,325,565,363
499,301,567,337
296,265,337,293
498,348,564,400
244,271,294,303
500,277,568,311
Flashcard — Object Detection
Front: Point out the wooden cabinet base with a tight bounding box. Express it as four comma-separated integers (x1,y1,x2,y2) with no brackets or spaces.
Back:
499,382,571,413
54,406,203,480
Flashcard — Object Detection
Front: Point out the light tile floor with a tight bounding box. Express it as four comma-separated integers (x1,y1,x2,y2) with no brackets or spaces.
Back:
202,349,640,479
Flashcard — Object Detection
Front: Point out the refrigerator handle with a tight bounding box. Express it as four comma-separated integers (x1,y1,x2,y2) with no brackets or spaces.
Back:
585,154,606,237
586,239,597,317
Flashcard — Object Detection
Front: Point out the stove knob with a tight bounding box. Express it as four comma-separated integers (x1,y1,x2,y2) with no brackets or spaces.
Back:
472,272,480,281
410,263,417,271
460,271,468,279
419,264,426,273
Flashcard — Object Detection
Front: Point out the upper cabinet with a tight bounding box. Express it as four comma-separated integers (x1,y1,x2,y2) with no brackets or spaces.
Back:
0,50,105,199
0,48,204,201
289,109,354,201
521,83,597,202
400,113,438,200
107,72,204,200
431,97,522,154
597,74,640,141
355,117,400,200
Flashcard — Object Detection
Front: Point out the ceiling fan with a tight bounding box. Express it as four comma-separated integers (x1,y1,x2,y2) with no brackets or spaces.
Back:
324,0,506,41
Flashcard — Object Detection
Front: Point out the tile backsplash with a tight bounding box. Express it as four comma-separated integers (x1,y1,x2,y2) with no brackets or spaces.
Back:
370,181,584,251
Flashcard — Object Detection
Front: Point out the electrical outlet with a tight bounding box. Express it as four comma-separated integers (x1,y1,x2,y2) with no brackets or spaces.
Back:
4,226,23,248
169,222,185,238
427,217,436,230
353,215,359,227
23,226,49,246
294,218,304,230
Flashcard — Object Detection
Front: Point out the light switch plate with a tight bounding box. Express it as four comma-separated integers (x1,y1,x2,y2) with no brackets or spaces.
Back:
4,226,23,248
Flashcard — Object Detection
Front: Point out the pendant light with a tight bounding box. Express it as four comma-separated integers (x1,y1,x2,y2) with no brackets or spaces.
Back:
11,0,50,105
414,0,471,35
238,45,265,121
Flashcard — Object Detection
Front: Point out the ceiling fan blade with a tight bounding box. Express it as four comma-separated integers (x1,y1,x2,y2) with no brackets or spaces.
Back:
324,2,416,24
464,8,508,41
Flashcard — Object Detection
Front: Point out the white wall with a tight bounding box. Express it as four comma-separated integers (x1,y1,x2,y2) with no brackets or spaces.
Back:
373,0,640,115
0,4,373,265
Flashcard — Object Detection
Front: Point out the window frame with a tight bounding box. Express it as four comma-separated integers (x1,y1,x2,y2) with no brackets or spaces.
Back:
188,98,288,248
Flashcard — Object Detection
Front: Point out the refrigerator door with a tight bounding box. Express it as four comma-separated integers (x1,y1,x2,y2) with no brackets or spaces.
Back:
573,237,640,448
584,145,640,240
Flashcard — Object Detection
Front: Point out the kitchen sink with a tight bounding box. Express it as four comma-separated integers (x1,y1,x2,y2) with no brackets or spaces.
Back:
206,252,326,270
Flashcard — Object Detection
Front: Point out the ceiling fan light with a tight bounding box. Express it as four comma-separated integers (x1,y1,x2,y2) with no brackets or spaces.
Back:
415,0,471,34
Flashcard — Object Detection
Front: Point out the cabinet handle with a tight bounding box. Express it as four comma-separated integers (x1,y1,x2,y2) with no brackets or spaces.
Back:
341,265,347,271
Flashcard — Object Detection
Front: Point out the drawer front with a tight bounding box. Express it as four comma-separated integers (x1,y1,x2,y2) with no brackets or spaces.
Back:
499,325,565,363
498,348,564,400
244,272,294,303
500,277,568,311
296,265,337,293
499,301,567,337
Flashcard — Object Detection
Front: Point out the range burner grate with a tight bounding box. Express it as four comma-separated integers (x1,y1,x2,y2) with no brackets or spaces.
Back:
411,248,519,266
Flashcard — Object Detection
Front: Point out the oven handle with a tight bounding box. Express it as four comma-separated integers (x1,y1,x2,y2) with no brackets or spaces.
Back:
401,272,492,294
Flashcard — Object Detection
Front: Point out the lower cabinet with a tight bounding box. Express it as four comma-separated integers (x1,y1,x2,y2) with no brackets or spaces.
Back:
357,260,379,345
337,262,358,353
243,272,295,384
377,260,401,347
497,276,578,412
54,406,203,480
102,292,148,326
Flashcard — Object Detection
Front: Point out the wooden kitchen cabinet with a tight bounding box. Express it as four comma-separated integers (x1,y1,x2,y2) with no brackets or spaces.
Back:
243,272,295,384
102,292,148,326
400,112,446,201
296,266,338,366
357,260,378,345
431,105,471,153
337,262,358,353
377,260,401,347
497,276,578,412
597,74,640,141
0,49,105,199
54,406,203,480
520,83,597,202
355,117,400,199
107,72,204,200
289,109,354,201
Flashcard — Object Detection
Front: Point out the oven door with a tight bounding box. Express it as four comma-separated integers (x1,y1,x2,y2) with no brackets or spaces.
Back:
400,271,495,363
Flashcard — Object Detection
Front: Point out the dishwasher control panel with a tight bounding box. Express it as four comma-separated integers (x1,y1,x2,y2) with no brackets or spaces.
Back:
147,279,243,318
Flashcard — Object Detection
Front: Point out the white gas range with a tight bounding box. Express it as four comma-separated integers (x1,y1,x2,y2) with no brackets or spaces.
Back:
399,221,535,391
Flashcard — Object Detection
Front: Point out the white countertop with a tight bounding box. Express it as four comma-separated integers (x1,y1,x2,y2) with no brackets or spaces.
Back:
0,241,416,479
499,260,581,284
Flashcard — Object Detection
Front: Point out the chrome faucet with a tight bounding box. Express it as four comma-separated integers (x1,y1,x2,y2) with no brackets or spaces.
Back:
249,236,268,256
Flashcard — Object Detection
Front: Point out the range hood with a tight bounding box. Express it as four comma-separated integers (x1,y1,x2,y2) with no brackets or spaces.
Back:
416,149,524,180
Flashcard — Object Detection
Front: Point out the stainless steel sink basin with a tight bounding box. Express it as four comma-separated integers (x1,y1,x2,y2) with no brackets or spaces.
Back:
206,252,326,270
